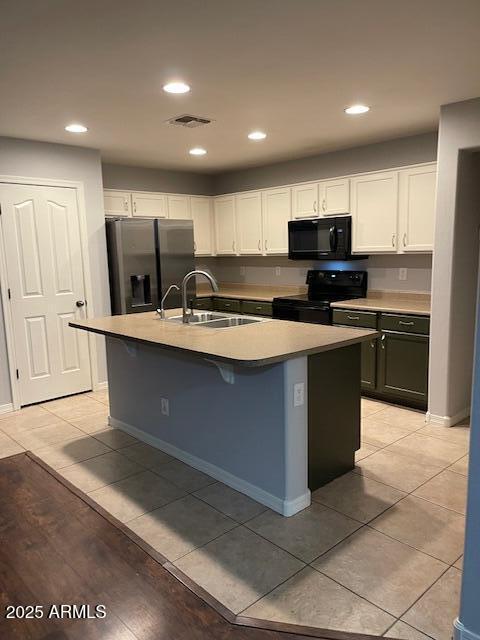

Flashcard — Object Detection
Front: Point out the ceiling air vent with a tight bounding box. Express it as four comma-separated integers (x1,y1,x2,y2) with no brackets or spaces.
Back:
167,114,212,128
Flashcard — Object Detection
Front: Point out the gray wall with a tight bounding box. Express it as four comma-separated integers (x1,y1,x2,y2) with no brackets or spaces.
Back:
102,162,214,195
213,132,438,194
197,254,433,294
457,266,480,640
429,99,480,421
0,137,110,406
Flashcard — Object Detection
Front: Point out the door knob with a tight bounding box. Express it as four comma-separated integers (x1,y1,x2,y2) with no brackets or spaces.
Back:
76,300,85,307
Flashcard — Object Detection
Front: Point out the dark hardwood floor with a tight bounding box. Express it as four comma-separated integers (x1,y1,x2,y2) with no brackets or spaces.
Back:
0,453,370,640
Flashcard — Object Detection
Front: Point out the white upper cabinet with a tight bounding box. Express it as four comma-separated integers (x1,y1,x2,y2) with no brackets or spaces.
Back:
319,179,350,216
104,190,132,217
292,183,319,218
191,196,214,256
262,187,291,254
351,171,399,253
214,195,237,255
167,194,190,220
235,191,263,255
132,192,168,218
398,164,437,253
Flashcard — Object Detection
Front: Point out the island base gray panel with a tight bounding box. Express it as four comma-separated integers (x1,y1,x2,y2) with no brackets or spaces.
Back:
308,344,360,490
104,337,310,516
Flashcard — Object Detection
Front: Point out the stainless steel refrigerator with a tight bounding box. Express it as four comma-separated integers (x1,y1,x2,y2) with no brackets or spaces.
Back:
106,217,195,315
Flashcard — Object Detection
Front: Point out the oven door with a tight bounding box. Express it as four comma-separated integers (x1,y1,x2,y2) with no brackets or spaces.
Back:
272,301,331,325
288,217,347,260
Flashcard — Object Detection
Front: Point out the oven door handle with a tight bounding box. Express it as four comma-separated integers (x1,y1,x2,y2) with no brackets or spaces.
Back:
329,225,338,252
295,305,330,312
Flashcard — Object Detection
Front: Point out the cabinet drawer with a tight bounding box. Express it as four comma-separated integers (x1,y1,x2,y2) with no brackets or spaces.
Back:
213,298,241,313
380,313,430,335
193,297,213,310
332,309,377,329
241,300,273,317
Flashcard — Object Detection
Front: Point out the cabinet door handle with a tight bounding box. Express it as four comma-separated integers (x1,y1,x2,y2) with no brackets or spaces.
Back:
255,306,262,311
322,198,326,212
232,241,235,252
347,315,360,320
403,233,407,247
313,200,317,213
258,240,261,251
370,340,375,348
265,240,268,251
194,241,197,252
391,234,396,247
125,199,130,212
399,320,414,326
381,334,386,349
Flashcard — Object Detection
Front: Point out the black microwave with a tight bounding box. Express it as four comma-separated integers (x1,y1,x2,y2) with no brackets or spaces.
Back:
288,215,361,260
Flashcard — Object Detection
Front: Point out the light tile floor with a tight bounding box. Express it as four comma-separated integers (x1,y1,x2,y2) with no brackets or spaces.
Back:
0,393,468,639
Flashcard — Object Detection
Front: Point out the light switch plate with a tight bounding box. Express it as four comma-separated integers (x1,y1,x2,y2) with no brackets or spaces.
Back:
240,266,246,276
275,266,281,277
399,268,408,281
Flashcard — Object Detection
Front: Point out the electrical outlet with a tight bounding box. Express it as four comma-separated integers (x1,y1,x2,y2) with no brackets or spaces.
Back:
275,266,281,277
240,266,246,276
399,268,408,281
293,383,305,407
160,398,169,416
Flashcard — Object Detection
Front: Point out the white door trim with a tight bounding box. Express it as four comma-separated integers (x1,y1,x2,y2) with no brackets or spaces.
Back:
0,174,100,410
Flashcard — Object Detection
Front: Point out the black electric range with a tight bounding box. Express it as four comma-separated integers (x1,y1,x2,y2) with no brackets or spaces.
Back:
272,270,367,325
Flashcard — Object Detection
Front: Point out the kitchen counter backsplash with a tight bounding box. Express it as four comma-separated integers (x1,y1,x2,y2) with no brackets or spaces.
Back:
195,253,432,294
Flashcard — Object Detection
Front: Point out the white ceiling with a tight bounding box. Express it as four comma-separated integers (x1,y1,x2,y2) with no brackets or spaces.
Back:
1,0,480,173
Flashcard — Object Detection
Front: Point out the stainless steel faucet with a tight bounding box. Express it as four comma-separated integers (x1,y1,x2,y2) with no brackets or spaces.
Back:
156,284,180,319
181,270,219,323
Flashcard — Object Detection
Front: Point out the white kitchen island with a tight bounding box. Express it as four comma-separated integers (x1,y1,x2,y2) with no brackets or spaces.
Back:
71,311,377,516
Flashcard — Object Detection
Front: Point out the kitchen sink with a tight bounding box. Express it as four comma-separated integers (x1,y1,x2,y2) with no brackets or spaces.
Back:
166,312,229,323
165,311,268,328
194,316,265,328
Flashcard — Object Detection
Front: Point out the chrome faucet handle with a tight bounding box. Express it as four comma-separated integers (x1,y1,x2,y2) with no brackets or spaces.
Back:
157,284,180,319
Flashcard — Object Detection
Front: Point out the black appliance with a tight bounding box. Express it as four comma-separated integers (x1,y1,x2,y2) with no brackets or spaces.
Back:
273,270,367,325
288,215,361,261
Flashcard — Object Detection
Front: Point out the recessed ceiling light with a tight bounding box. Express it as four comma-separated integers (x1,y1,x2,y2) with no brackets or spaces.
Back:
189,147,207,156
344,104,370,115
65,123,88,133
163,81,190,94
248,130,267,140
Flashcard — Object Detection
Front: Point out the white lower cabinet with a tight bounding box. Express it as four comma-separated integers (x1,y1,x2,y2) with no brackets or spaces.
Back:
104,190,132,217
262,187,291,254
167,194,190,219
351,171,399,253
132,192,168,218
292,183,318,218
319,179,350,216
398,164,436,252
191,196,214,256
214,195,237,255
235,191,263,254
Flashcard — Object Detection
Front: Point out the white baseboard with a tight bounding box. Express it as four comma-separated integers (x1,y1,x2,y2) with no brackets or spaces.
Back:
109,415,311,517
426,408,470,427
0,403,14,415
454,618,480,640
94,381,108,391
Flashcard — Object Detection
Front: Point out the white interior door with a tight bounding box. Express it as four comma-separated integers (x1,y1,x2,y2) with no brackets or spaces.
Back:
0,183,92,406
